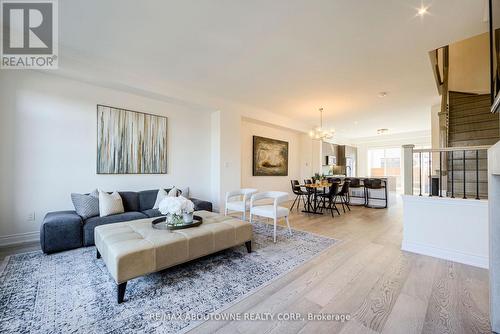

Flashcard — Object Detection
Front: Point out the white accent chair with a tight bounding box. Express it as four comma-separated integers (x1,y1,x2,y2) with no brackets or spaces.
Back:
249,191,292,243
224,189,258,221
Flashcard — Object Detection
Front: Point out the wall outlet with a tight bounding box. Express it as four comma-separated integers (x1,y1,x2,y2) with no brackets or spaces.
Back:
27,212,36,221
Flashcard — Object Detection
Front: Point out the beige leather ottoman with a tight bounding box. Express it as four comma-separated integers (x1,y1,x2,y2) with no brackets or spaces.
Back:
94,210,253,303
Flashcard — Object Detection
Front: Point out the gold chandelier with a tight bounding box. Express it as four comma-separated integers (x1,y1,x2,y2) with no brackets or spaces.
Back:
309,108,334,140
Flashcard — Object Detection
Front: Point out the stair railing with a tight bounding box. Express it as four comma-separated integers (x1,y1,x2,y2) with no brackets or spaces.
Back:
403,145,491,199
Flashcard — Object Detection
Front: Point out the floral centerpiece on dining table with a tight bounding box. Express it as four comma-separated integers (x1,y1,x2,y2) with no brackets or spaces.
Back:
158,196,195,225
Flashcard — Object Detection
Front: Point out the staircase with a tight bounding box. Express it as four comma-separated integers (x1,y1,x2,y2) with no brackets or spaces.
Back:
447,91,499,198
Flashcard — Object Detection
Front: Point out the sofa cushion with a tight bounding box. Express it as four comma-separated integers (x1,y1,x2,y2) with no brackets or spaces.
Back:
98,191,125,217
119,191,140,212
83,211,147,246
142,209,163,218
191,198,213,212
71,190,99,219
41,211,83,253
138,190,161,211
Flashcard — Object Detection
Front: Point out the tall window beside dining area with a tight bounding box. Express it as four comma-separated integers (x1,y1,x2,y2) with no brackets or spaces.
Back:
368,148,401,191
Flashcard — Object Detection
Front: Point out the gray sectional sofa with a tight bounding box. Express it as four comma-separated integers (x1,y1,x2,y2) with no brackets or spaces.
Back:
40,189,212,254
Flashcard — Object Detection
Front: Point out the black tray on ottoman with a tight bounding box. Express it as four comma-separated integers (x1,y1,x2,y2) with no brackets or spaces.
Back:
152,216,203,230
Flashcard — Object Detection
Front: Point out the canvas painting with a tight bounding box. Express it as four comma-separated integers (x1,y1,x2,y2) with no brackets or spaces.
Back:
97,105,167,174
253,136,289,176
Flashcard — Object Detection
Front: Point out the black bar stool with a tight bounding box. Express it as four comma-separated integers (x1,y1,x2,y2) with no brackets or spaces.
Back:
364,178,388,209
345,178,366,206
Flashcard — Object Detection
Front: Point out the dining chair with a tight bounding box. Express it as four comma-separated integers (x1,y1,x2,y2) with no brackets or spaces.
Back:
336,180,351,213
290,180,307,211
224,188,258,221
318,183,341,217
249,191,292,242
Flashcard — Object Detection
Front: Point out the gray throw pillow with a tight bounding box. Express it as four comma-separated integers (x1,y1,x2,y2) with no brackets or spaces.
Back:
71,189,99,220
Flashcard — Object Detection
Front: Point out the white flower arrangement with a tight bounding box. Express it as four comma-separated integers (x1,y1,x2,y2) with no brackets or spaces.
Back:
158,196,195,224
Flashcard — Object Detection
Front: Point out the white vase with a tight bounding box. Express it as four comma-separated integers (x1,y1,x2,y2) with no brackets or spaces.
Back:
183,212,194,223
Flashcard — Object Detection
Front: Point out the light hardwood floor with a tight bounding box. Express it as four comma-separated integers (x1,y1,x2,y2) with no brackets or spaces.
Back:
190,198,491,334
0,199,491,333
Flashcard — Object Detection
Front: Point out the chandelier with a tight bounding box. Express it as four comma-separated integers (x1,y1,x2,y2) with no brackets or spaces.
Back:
309,108,334,140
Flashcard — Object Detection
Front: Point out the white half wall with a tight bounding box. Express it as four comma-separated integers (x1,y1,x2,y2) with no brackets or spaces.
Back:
0,71,212,245
402,195,489,268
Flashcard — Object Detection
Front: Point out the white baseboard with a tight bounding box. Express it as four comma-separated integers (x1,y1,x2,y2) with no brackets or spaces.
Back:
0,231,40,247
402,240,489,269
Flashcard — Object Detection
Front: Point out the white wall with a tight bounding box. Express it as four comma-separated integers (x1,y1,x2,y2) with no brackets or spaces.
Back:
218,110,242,211
299,135,322,182
239,118,322,200
0,71,212,244
449,32,490,94
402,195,489,268
240,118,301,198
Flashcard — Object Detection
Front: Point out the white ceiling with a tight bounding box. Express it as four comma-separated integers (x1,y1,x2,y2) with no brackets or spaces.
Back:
57,0,489,138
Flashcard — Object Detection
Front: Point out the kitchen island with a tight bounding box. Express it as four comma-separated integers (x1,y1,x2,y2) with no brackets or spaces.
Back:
322,175,395,207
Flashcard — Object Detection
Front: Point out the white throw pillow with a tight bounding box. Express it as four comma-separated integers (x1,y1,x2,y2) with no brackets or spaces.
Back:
153,188,169,209
168,187,179,197
179,186,189,198
98,190,125,217
168,185,189,197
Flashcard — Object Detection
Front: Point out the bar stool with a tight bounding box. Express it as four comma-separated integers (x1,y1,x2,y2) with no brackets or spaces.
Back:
345,178,366,206
364,178,388,209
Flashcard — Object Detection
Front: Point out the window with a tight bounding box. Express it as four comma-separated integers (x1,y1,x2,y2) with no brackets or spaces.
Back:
368,147,402,191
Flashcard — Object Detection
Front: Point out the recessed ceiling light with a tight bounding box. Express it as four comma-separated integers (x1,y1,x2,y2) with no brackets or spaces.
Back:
417,5,429,17
378,92,388,98
377,128,389,135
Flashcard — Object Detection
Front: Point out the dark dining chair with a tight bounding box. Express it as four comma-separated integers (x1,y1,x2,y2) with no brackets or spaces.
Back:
319,183,341,217
290,180,308,211
364,178,388,208
336,180,351,213
345,178,366,206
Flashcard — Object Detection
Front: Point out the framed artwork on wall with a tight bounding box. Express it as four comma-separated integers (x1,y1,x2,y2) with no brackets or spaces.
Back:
97,104,168,174
252,136,289,176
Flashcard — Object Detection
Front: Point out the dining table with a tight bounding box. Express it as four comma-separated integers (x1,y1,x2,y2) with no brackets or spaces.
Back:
300,182,339,214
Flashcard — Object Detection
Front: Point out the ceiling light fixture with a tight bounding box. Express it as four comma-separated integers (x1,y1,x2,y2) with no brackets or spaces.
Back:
377,128,389,135
309,108,335,140
378,92,388,98
417,5,429,17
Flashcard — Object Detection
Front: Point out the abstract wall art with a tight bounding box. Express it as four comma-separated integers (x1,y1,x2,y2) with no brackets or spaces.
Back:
97,105,167,174
252,136,289,176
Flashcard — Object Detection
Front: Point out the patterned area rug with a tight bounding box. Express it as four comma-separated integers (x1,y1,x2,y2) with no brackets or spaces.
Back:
0,222,336,334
